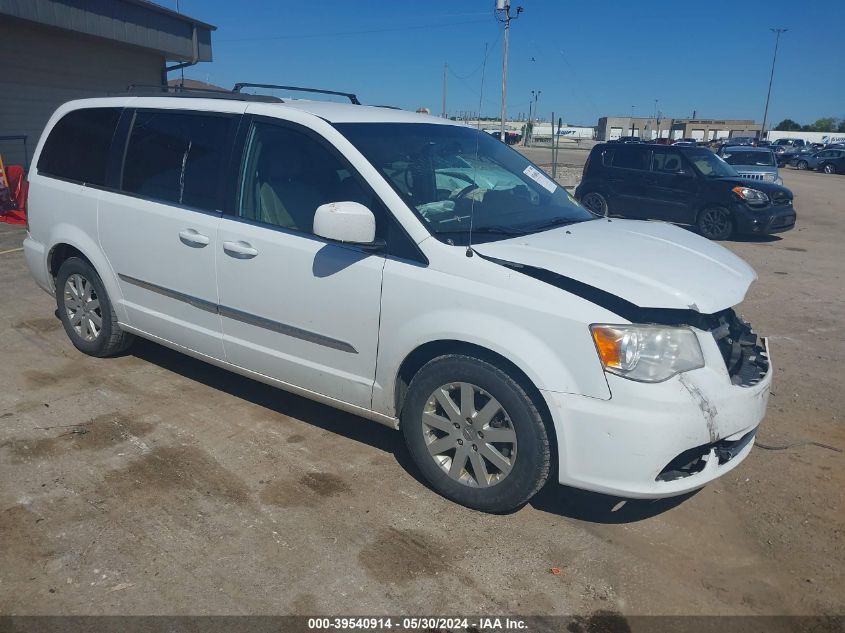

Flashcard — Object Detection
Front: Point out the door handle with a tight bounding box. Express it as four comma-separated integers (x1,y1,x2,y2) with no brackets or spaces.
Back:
223,240,258,259
179,228,210,247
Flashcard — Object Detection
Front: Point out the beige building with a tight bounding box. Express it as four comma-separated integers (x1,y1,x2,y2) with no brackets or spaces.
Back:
0,0,214,167
597,116,762,142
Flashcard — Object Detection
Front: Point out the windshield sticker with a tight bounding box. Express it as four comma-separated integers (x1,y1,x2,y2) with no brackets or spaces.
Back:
523,165,557,193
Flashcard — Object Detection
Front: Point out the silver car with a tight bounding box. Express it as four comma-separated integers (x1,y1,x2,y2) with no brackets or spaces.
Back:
719,146,782,185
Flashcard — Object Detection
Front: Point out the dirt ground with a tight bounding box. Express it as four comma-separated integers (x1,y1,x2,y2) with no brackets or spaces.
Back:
0,164,843,621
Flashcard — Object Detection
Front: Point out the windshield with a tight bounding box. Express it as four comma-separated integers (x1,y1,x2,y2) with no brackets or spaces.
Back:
686,149,739,178
722,150,775,167
335,123,592,244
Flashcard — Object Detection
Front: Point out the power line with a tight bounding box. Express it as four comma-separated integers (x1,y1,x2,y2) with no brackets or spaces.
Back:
218,18,491,43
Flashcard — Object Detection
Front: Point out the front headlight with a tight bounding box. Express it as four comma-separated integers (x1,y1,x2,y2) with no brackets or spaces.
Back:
590,324,704,383
775,176,783,185
732,186,769,204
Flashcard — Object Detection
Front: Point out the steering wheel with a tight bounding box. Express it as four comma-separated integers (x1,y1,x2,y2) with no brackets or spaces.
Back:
450,183,481,201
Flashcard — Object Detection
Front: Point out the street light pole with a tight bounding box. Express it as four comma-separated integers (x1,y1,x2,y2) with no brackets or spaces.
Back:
761,28,787,142
496,1,523,143
630,105,635,137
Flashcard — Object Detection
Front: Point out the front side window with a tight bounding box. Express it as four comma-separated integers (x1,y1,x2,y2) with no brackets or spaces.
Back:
335,123,592,245
239,121,373,233
651,149,684,173
686,149,738,178
122,111,234,212
37,108,121,185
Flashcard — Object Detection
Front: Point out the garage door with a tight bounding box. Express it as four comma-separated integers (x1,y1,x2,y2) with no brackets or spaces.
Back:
609,127,623,140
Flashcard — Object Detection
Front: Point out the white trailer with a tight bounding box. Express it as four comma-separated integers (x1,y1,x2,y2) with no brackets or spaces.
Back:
765,130,845,145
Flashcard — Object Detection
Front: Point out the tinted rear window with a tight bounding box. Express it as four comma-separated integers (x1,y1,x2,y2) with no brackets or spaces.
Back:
37,108,121,185
611,146,649,170
121,111,235,212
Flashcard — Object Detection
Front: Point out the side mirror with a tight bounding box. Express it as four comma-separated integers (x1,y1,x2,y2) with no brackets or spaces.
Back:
313,201,378,247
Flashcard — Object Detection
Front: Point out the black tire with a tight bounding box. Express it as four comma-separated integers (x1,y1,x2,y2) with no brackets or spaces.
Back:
822,163,837,174
56,257,134,357
401,354,551,513
580,191,610,217
797,160,808,171
697,206,734,240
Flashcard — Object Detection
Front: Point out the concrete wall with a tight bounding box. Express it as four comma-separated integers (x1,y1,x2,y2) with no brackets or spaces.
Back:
0,18,164,167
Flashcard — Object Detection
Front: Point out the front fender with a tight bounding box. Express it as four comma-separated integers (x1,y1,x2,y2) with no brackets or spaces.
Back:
371,258,612,418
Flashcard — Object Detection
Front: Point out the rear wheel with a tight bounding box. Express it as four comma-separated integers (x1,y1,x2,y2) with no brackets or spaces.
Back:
56,258,133,357
797,160,808,170
697,206,734,240
823,163,837,174
580,191,609,217
401,355,551,513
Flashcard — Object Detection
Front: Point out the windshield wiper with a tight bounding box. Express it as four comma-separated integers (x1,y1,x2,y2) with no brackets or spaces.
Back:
519,217,589,232
470,225,528,236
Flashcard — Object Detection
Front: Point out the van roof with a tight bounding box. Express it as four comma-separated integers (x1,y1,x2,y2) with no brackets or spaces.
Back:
57,96,463,126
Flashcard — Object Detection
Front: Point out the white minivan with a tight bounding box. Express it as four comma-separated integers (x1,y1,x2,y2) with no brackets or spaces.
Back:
23,90,771,512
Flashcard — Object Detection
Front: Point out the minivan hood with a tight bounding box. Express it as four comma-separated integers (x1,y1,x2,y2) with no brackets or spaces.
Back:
474,219,756,315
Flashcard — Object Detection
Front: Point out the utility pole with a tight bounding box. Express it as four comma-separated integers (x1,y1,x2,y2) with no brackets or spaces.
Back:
630,105,635,137
761,28,787,142
441,62,448,118
496,1,523,143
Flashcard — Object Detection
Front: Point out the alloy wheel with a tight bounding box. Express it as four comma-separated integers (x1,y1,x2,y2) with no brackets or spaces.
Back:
824,164,835,174
699,208,731,239
581,192,608,217
422,382,517,488
63,273,102,342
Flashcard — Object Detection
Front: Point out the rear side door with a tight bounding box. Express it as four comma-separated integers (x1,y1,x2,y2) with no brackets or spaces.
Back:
215,114,386,409
607,145,652,218
644,148,699,224
98,107,240,359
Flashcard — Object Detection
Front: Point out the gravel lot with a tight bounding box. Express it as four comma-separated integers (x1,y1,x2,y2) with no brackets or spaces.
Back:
0,165,843,620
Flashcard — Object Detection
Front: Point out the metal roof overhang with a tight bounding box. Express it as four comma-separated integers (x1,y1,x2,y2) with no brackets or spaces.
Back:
0,0,215,62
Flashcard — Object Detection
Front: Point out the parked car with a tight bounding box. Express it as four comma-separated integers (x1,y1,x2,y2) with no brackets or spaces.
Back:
771,138,806,150
789,148,845,171
775,147,813,167
575,142,796,240
816,149,845,174
652,138,674,145
26,94,774,512
672,138,697,146
727,136,756,146
719,146,782,184
609,136,642,144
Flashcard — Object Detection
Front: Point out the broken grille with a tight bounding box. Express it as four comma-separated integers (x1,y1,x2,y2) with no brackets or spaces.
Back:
710,310,769,387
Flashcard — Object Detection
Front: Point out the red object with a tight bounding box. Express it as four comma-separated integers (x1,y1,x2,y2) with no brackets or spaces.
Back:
0,164,27,225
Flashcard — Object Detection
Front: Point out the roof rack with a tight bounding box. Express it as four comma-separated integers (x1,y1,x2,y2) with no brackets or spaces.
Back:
125,84,283,103
233,83,361,105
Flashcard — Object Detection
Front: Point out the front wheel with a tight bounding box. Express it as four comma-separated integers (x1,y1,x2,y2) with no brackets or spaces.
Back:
401,355,551,513
697,206,734,240
797,160,808,170
580,191,609,217
823,163,837,174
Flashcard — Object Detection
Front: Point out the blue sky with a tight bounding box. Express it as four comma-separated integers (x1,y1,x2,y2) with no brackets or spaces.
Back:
171,0,844,127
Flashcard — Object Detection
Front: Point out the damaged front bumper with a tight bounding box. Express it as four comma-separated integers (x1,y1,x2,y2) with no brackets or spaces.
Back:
542,328,771,499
